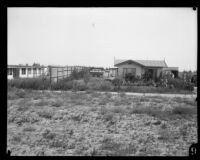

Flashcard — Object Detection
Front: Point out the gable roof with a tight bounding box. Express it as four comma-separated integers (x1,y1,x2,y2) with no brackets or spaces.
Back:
114,59,168,68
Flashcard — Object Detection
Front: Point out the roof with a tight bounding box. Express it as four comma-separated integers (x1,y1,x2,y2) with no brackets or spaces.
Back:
8,65,47,68
114,59,168,67
163,67,179,71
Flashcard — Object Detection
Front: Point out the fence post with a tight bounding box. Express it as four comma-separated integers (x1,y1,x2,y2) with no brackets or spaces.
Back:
62,67,64,80
57,68,58,83
49,66,52,90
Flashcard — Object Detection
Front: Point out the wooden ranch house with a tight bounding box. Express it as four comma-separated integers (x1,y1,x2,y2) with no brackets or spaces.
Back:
7,64,48,79
114,59,178,80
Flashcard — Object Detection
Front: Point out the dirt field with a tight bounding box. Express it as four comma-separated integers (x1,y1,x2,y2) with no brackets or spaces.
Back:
7,88,197,156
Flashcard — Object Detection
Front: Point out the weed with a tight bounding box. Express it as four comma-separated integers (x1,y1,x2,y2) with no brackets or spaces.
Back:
103,112,115,122
160,123,167,129
36,100,49,106
104,92,112,98
100,136,122,155
90,147,98,156
16,90,26,98
51,99,63,107
179,125,188,137
23,125,36,132
158,128,174,141
172,106,196,115
17,100,29,111
42,129,56,140
119,92,126,98
99,98,108,105
37,110,54,119
12,135,21,143
90,107,97,112
109,106,127,114
50,138,66,148
71,114,82,121
100,106,108,115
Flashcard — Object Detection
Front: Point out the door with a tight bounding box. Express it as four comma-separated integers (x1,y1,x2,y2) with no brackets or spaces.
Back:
148,69,153,79
13,68,20,78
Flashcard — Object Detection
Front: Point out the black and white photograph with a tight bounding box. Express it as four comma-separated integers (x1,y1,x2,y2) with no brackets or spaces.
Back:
7,7,197,156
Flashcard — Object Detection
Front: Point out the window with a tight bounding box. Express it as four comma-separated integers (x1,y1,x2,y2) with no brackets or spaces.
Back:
28,68,32,74
8,68,13,75
33,68,37,75
22,68,26,75
38,68,41,74
123,68,136,77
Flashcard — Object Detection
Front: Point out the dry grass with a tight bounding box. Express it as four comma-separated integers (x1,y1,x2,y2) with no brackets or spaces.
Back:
7,88,197,156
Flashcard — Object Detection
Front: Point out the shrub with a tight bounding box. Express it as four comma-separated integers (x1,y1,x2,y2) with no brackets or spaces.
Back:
70,68,90,80
158,128,173,141
87,78,113,91
36,100,49,106
100,136,123,155
109,106,127,114
17,99,30,111
167,78,194,91
50,138,67,148
112,77,123,88
16,89,26,98
100,81,113,91
37,109,54,119
72,80,87,91
71,114,82,121
99,98,109,105
119,92,126,98
51,78,73,90
183,82,194,91
172,106,196,115
179,125,188,137
42,128,56,140
83,72,91,84
13,112,40,125
103,112,115,122
12,135,21,143
8,78,50,90
51,99,63,107
23,125,36,132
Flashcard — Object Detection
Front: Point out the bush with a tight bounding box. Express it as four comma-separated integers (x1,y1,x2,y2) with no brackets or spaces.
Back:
16,89,26,98
103,112,115,122
70,68,90,80
36,100,49,106
87,78,113,91
8,78,50,90
172,106,197,115
87,78,103,90
183,82,194,91
37,109,54,119
51,78,73,90
100,81,113,91
112,77,123,87
167,78,184,89
42,128,56,140
167,78,194,91
51,99,63,107
72,80,88,91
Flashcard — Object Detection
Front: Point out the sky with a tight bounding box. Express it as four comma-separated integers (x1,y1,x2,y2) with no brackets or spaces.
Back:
8,7,197,71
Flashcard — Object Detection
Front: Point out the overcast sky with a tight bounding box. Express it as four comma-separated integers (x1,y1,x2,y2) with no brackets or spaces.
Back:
8,7,197,71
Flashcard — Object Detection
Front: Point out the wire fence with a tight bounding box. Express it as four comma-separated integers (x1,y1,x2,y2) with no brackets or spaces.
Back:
48,65,118,83
48,65,90,83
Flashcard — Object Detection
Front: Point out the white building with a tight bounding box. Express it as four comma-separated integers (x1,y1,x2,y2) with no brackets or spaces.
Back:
7,64,48,79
